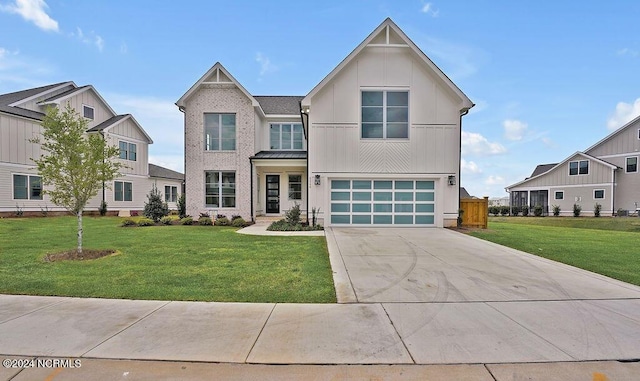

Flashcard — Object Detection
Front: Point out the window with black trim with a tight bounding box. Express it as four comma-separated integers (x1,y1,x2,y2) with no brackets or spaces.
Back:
205,171,235,207
204,113,236,151
13,174,42,200
569,160,588,175
594,189,605,199
270,124,303,150
114,181,133,201
165,186,178,203
361,91,409,139
288,174,302,200
626,157,638,173
554,191,564,200
118,141,137,161
83,105,94,120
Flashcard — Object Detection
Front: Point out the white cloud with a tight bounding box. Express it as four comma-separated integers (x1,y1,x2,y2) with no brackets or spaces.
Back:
462,131,507,156
420,2,439,17
607,98,640,130
485,175,505,185
461,158,482,174
415,34,485,80
617,48,639,57
0,47,55,90
0,0,58,32
256,52,277,77
71,27,104,52
503,119,528,141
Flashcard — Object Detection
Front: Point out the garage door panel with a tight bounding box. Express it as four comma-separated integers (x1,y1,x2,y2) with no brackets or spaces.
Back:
330,179,436,226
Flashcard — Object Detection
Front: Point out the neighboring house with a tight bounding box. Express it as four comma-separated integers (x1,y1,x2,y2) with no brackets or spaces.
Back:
488,197,509,207
506,115,640,216
177,18,473,227
0,82,183,215
460,187,475,199
149,164,186,210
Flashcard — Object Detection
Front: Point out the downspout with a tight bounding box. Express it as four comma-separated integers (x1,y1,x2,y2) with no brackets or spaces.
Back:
99,131,106,207
611,168,616,216
299,101,309,224
178,105,186,214
458,108,471,220
250,157,254,222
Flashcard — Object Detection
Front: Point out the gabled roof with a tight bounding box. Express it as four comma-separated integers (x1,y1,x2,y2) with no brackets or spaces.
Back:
301,18,474,112
585,113,640,155
254,96,304,115
250,150,307,160
38,85,117,117
87,114,153,144
149,163,184,181
176,62,260,110
506,152,618,190
0,81,74,120
460,187,473,199
530,163,557,178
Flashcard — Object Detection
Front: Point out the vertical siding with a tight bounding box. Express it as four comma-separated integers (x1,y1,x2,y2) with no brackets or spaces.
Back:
519,155,613,187
0,114,43,165
105,132,149,176
586,120,640,157
62,90,114,128
110,118,147,142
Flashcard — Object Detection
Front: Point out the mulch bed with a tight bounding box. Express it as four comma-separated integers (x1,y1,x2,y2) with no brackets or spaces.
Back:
43,249,118,262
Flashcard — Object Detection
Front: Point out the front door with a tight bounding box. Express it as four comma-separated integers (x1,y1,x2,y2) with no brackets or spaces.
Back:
266,175,280,214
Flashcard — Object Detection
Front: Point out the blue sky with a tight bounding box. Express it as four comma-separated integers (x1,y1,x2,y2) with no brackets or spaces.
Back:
2,0,640,198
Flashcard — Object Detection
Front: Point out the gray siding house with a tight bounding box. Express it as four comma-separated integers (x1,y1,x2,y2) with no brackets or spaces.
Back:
506,115,640,216
0,82,183,215
177,18,473,227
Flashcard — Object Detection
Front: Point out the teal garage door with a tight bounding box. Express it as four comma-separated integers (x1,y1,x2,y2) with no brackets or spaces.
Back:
330,179,435,226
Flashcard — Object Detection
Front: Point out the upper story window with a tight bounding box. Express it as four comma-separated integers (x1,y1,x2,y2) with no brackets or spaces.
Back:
119,141,137,161
361,90,409,139
569,160,588,175
270,123,303,150
626,157,638,173
13,174,42,200
204,113,236,151
83,105,94,120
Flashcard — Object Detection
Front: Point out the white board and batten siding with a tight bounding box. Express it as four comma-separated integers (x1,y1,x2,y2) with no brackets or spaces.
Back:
308,45,462,227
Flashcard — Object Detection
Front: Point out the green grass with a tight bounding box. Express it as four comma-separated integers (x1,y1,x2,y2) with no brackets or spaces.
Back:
470,217,640,286
0,216,336,303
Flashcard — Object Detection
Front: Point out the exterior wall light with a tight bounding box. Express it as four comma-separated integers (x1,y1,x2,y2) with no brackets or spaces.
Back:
447,175,456,186
314,174,321,185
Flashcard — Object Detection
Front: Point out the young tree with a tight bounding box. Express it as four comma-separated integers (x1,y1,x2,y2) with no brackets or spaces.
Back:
143,186,169,222
31,104,125,255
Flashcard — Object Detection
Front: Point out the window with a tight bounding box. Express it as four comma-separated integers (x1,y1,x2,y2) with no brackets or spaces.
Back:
288,174,302,200
205,171,235,207
204,113,236,151
83,105,94,120
554,191,564,200
626,157,638,173
569,160,588,175
594,189,605,199
114,181,133,201
361,91,409,139
118,141,137,161
270,124,303,150
165,186,178,203
13,174,42,200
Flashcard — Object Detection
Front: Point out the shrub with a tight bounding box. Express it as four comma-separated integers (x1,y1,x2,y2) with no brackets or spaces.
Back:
500,206,510,216
594,203,602,217
573,203,582,217
285,204,301,225
180,216,193,225
177,193,186,218
533,205,543,217
143,186,169,222
120,218,137,227
216,214,226,219
521,205,529,217
160,216,173,225
131,210,139,217
511,206,520,216
267,219,323,231
99,200,108,216
199,216,213,226
617,208,627,217
232,217,247,227
40,205,49,217
214,217,230,226
137,218,155,226
552,205,561,216
311,207,320,227
231,214,243,221
489,206,499,217
15,204,23,217
199,212,210,218
457,208,464,227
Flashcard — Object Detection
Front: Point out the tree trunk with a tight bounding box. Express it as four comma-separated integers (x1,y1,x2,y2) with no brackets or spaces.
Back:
77,211,83,255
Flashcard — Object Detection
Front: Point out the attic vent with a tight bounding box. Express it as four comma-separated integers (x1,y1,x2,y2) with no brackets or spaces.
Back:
83,105,94,120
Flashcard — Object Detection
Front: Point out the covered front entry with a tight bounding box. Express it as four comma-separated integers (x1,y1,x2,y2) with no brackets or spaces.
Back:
329,179,436,226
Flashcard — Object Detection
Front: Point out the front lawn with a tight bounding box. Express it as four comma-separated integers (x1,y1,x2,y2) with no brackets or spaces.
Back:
0,216,336,303
470,218,640,286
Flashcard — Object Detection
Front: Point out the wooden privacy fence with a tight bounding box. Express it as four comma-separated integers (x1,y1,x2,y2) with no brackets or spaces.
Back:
460,197,489,229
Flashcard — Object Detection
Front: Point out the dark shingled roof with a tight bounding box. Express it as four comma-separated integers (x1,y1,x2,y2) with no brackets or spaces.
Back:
251,150,307,160
460,187,473,199
39,85,90,103
87,114,129,132
530,163,557,178
254,96,304,115
148,164,184,181
0,82,70,120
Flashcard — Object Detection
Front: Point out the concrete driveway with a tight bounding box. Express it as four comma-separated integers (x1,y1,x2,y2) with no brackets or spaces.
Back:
326,227,640,303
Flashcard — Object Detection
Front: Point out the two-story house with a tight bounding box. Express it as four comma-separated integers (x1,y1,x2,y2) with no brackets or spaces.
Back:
177,18,473,227
0,82,184,215
506,115,640,216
